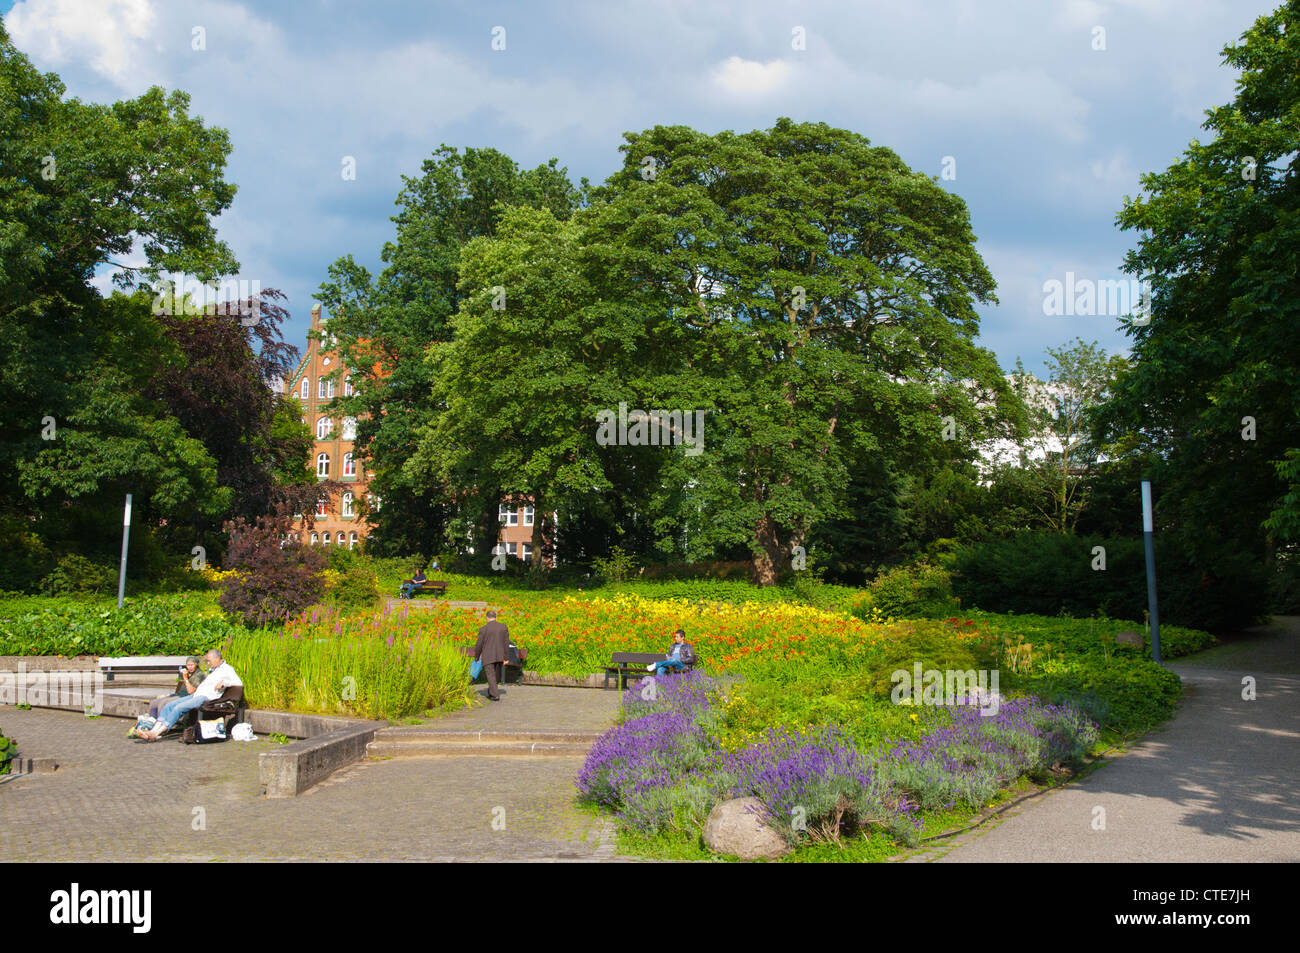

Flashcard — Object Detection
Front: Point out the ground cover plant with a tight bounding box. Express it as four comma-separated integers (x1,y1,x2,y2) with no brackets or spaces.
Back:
0,591,245,657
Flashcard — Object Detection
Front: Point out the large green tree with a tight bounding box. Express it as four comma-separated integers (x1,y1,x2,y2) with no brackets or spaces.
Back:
316,146,583,556
581,119,1021,583
1098,1,1300,571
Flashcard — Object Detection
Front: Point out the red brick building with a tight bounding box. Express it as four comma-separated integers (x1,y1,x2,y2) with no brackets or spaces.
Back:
284,305,552,562
286,304,370,549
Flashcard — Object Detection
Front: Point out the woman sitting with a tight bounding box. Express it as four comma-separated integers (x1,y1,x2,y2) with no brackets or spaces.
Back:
128,656,202,738
400,567,428,599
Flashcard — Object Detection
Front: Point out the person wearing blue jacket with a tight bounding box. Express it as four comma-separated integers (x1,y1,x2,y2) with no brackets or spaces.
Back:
648,628,695,677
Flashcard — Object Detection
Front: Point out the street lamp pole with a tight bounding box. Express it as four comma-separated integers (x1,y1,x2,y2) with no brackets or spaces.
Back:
117,493,132,609
1141,480,1162,665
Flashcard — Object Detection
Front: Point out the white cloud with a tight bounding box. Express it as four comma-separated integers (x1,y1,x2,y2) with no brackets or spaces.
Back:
6,0,159,87
711,56,791,94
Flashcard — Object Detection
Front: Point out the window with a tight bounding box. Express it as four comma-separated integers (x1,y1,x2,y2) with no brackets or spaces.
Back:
316,453,330,478
342,416,356,441
328,380,335,398
343,452,356,476
521,543,532,562
310,532,319,546
506,542,517,557
300,378,309,399
317,417,332,440
316,498,328,517
318,378,328,399
345,376,353,397
499,504,518,527
322,532,331,545
349,532,358,550
368,494,382,512
342,492,354,518
523,505,535,527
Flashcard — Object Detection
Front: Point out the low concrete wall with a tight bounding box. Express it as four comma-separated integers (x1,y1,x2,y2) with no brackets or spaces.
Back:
519,671,608,689
259,720,381,798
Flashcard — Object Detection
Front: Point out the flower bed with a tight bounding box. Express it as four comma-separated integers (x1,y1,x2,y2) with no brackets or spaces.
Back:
576,669,1100,854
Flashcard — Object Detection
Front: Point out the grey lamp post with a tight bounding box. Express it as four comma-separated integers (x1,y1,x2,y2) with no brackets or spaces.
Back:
1141,480,1162,665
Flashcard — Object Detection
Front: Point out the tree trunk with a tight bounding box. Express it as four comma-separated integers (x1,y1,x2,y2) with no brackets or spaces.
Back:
751,514,784,586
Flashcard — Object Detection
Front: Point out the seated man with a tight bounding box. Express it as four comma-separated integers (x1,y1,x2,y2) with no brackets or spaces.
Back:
138,649,242,741
647,628,695,677
400,566,428,599
128,655,203,738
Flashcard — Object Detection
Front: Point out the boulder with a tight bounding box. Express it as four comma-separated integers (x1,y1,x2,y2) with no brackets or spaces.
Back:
702,797,791,860
1115,630,1145,648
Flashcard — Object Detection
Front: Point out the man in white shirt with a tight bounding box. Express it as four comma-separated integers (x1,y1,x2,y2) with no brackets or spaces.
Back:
140,649,243,741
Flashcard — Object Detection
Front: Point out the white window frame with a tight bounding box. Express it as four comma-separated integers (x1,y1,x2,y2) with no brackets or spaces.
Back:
521,542,532,562
321,532,331,545
499,504,518,527
301,377,309,399
343,452,356,477
523,505,535,527
345,376,353,397
342,492,354,518
317,417,332,440
318,378,328,399
341,416,356,441
349,532,358,550
310,532,319,545
316,453,330,478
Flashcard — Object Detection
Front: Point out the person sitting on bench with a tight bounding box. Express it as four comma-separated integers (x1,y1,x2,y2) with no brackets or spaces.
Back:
400,567,428,599
647,628,695,676
138,649,242,741
128,656,203,738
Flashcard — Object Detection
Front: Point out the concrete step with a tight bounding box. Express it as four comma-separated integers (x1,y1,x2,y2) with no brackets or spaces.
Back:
366,740,592,758
373,727,602,745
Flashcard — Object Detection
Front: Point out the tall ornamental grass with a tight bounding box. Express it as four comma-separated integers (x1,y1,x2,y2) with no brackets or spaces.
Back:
224,625,471,720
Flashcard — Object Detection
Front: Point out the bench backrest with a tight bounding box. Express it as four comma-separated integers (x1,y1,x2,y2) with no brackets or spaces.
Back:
611,652,668,664
98,656,190,670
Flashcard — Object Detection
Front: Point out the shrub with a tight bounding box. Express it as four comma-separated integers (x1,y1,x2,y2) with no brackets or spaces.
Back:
0,728,16,775
217,514,326,627
591,546,638,583
860,561,959,620
0,516,54,593
327,564,380,612
39,554,117,597
953,530,1270,631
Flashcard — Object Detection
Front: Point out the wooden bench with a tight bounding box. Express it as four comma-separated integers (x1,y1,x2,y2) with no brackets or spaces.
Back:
182,685,247,743
605,652,672,691
398,579,449,599
98,656,191,682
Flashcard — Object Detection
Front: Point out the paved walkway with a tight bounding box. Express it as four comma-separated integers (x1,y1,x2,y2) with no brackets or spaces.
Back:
1,686,626,862
920,616,1300,862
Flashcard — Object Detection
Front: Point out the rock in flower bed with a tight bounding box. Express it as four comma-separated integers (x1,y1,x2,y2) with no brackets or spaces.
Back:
575,668,1099,855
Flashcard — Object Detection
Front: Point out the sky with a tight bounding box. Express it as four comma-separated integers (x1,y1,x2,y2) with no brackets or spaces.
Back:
2,0,1280,375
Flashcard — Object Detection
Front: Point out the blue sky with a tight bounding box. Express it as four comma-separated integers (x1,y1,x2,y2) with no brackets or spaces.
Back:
3,0,1279,375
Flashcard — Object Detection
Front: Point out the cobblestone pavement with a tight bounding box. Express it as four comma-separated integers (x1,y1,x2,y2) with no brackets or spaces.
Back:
1,688,627,862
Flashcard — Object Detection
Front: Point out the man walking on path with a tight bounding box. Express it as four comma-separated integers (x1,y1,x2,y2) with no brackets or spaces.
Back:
475,610,511,702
